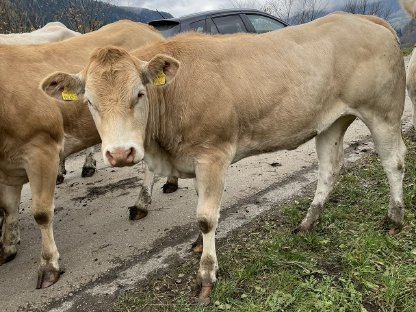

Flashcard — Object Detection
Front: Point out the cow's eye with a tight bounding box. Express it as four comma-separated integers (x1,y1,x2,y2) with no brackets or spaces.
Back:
137,91,145,99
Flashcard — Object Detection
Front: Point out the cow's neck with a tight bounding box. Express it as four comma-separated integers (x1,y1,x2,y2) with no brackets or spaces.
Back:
56,101,99,146
143,85,187,176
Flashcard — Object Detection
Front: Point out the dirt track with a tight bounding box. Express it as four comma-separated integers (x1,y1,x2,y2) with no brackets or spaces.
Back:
0,57,413,311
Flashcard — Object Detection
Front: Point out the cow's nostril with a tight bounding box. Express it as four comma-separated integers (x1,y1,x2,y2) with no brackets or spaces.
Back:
127,147,135,162
106,150,113,161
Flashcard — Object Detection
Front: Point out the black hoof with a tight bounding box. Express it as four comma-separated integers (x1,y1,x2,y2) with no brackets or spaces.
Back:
162,182,178,194
81,166,96,178
292,227,302,235
128,206,148,220
292,224,312,234
56,175,65,185
36,264,60,289
0,245,17,265
380,216,403,235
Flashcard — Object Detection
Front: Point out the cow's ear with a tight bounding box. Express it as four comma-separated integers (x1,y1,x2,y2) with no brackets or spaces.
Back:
41,72,85,102
142,54,180,87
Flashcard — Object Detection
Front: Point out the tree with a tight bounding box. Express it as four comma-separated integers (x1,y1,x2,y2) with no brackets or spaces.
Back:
291,0,328,24
66,0,112,33
0,0,42,33
266,0,296,23
343,0,393,20
229,0,328,24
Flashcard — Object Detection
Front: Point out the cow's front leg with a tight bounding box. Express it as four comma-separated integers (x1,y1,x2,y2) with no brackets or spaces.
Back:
26,146,61,288
81,147,97,177
0,183,23,264
195,161,226,304
129,164,154,220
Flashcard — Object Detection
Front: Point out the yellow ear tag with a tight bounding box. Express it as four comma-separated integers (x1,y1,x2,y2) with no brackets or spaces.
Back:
61,87,79,101
153,71,166,86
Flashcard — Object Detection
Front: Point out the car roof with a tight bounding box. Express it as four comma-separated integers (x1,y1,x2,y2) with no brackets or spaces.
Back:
149,8,289,27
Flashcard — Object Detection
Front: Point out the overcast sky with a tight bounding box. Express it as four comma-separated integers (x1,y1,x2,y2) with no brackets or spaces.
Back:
113,0,233,17
113,0,349,17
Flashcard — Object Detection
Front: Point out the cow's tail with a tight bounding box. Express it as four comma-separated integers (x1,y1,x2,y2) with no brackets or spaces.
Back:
400,0,416,19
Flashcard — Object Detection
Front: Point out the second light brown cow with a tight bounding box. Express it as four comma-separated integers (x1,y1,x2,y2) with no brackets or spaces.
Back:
42,13,406,301
0,20,164,289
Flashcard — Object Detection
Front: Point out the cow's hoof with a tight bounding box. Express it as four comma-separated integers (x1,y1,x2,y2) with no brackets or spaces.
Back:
292,224,310,234
128,206,148,221
192,243,203,254
36,264,60,289
381,216,403,235
56,175,65,185
81,166,96,178
191,233,203,254
195,285,213,305
293,218,320,234
162,182,178,194
0,246,17,265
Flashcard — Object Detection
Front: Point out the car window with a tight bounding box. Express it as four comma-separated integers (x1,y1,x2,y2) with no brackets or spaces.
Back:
189,19,206,33
151,22,180,37
207,18,219,34
246,14,285,33
212,15,246,34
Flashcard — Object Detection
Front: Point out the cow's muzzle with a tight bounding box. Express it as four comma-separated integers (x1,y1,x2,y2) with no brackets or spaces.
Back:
106,147,136,167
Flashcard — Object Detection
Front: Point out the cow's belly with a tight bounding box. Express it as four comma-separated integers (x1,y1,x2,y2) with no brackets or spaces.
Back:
234,102,354,162
144,152,195,179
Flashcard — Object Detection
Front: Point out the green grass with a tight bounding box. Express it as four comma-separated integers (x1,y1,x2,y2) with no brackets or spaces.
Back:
114,136,416,312
403,47,414,57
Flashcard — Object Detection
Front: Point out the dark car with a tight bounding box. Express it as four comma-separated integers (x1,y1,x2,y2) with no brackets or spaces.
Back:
149,9,288,37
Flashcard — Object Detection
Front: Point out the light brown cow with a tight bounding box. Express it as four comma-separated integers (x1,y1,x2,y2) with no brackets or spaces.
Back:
0,21,81,254
0,22,87,183
42,13,406,301
0,22,80,45
400,0,416,127
0,20,166,289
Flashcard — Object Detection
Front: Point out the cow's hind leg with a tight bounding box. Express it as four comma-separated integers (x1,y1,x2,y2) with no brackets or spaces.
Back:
26,145,61,288
295,115,355,232
129,164,154,220
0,183,23,264
81,147,97,178
368,121,406,234
56,159,67,185
162,176,179,193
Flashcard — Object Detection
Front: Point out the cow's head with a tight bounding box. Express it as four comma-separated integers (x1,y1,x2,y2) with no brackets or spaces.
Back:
41,47,180,167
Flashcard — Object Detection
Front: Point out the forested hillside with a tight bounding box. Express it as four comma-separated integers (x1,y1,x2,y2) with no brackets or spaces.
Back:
0,0,172,34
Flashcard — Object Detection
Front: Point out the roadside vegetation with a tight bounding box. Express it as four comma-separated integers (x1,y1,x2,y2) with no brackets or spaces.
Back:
403,47,414,56
114,135,416,312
